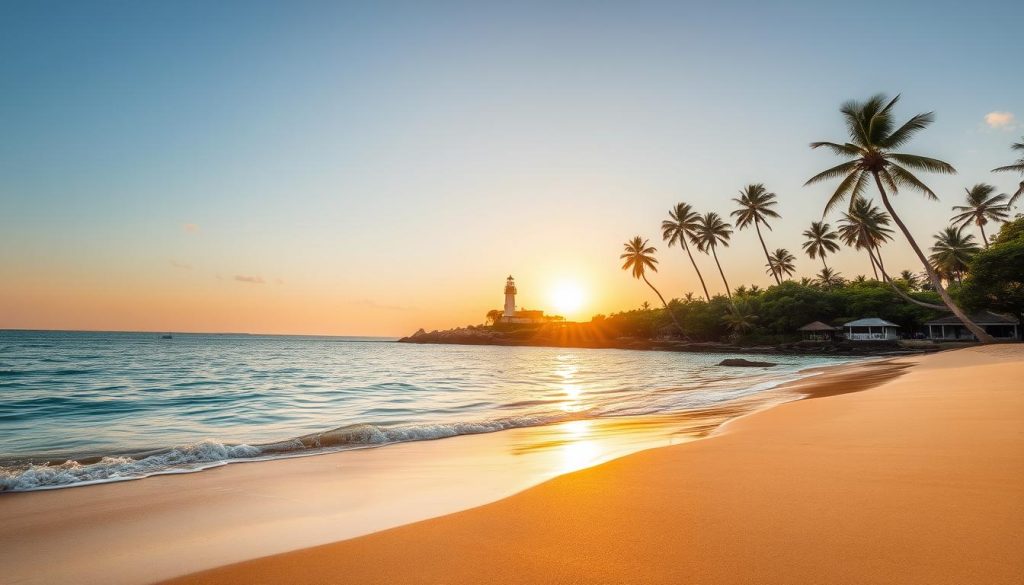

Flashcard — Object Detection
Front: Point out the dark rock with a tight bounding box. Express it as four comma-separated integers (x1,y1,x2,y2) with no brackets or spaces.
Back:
718,358,778,367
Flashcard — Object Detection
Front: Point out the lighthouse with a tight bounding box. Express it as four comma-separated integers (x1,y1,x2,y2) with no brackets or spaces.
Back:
503,275,517,318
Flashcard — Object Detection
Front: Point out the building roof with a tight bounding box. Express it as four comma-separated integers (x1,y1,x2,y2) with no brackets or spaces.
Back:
924,311,1019,326
843,318,900,328
799,321,838,331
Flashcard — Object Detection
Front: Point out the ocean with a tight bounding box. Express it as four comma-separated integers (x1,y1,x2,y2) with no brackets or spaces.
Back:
0,330,858,491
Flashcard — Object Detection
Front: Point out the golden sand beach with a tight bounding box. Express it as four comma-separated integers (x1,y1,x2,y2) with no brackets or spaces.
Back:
166,345,1024,585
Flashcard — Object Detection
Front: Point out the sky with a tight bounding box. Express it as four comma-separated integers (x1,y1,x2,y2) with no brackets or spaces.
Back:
1,0,1022,336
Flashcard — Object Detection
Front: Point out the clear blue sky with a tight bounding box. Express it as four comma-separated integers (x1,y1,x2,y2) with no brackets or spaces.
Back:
1,0,1021,334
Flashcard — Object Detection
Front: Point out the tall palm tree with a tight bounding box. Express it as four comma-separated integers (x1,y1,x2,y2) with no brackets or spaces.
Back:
690,212,734,299
805,93,994,342
929,227,980,284
950,184,1009,248
836,198,894,279
661,202,711,300
731,184,782,284
992,135,1024,207
815,267,844,289
765,248,796,280
801,221,841,270
619,236,685,335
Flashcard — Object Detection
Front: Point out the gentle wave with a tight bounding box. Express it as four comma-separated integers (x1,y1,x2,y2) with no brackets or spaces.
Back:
0,414,581,491
0,330,859,492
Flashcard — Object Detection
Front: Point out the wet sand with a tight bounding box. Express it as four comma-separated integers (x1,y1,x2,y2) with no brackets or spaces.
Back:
167,345,1024,585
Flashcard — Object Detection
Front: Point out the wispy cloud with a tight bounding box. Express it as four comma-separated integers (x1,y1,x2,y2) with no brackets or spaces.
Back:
350,299,414,312
984,111,1015,129
169,259,192,270
234,275,265,284
182,223,201,234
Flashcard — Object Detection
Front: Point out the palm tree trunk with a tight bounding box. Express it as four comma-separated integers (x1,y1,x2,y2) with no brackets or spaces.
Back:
867,251,879,279
821,256,828,271
682,243,711,301
870,247,949,311
754,220,780,285
642,274,686,337
979,222,989,249
871,172,995,343
710,245,732,299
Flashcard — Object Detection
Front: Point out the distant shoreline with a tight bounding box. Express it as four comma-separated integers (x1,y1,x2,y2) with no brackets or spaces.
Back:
398,328,942,357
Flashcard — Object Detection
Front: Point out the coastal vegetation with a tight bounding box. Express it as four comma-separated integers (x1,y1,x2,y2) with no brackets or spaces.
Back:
610,94,1022,344
413,95,1021,348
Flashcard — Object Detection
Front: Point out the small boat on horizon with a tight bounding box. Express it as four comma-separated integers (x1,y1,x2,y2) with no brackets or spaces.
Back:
160,334,173,339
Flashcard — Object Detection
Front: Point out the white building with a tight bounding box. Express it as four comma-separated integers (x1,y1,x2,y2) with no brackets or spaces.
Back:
843,317,900,341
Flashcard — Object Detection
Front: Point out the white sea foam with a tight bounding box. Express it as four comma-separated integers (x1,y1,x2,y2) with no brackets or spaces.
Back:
0,440,261,491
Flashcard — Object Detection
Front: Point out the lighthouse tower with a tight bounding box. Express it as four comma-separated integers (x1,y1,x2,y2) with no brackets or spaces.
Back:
503,275,517,318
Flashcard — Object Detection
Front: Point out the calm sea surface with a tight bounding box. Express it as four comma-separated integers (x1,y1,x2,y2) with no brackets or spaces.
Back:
0,330,857,491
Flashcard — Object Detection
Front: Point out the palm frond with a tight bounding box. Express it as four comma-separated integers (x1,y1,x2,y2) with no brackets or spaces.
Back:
887,164,938,199
881,112,934,149
888,153,956,174
809,141,864,157
823,169,868,215
804,160,859,185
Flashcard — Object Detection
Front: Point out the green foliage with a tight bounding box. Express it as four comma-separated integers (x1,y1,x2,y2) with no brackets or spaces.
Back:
961,219,1024,321
598,280,943,342
991,216,1024,246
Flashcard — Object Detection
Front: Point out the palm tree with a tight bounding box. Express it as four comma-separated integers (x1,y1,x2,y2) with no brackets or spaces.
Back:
619,236,685,335
765,248,796,280
992,135,1024,207
815,267,844,289
801,221,841,270
929,227,980,284
721,301,758,336
806,93,995,342
690,212,734,299
836,198,894,279
898,269,920,291
950,184,1009,248
731,184,782,284
661,202,711,300
640,301,651,311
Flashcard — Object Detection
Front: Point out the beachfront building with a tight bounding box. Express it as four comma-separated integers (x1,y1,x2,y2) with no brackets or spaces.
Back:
798,321,839,341
924,312,1020,341
843,318,900,341
500,276,550,324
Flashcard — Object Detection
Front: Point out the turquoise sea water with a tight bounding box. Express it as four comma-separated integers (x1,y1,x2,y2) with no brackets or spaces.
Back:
0,330,856,491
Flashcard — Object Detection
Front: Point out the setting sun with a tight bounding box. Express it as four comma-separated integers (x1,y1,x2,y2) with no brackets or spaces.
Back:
549,281,585,317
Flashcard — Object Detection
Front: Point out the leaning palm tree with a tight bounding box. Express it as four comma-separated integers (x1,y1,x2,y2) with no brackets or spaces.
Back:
806,93,994,341
815,266,844,289
690,212,734,299
765,248,796,280
801,221,841,270
950,184,1009,248
661,202,711,300
619,237,685,335
731,184,782,284
929,227,980,285
836,198,894,279
992,135,1024,207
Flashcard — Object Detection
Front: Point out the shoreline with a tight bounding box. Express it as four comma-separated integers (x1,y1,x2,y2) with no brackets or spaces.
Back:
0,355,889,585
398,328,948,356
167,345,1024,585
